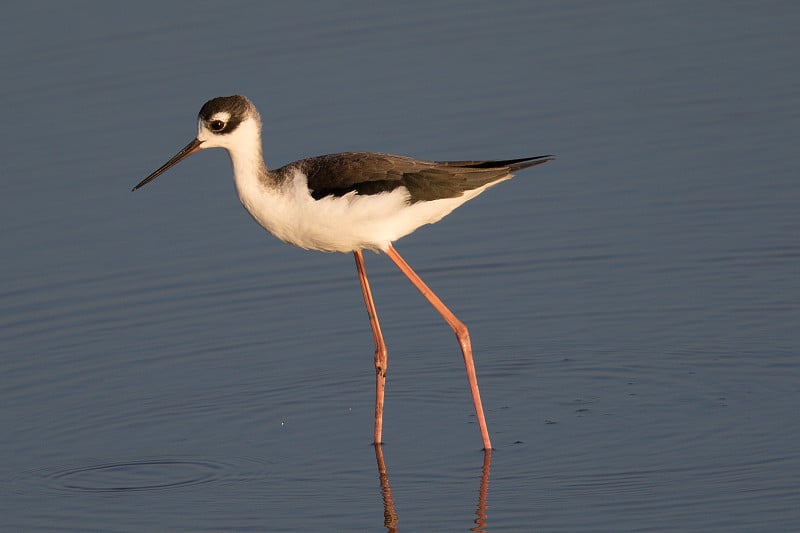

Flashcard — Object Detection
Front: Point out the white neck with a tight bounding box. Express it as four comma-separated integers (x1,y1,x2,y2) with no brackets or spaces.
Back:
223,118,269,188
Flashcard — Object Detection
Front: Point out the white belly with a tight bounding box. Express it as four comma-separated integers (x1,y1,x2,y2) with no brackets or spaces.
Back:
236,168,501,253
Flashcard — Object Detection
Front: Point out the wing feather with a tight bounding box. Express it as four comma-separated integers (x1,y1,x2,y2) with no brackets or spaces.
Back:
274,152,554,203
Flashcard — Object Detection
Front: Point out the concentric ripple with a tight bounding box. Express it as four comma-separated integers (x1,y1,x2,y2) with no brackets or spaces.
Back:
33,456,271,493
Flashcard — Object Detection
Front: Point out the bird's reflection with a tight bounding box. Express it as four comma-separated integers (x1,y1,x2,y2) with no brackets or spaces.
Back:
373,445,493,532
471,449,492,532
374,444,399,532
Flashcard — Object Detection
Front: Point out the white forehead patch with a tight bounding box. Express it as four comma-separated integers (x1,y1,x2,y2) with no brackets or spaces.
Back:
210,111,231,122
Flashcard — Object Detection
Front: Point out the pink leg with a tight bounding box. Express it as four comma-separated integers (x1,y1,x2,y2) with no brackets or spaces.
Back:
354,250,389,445
384,244,493,450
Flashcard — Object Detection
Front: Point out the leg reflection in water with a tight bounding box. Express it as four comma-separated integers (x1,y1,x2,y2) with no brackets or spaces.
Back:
471,449,492,532
374,445,398,532
373,445,493,532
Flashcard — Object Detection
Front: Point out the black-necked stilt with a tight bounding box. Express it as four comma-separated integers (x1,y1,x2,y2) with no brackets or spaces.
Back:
132,95,554,450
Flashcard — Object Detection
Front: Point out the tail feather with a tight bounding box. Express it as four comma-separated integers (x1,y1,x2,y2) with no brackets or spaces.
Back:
438,154,555,171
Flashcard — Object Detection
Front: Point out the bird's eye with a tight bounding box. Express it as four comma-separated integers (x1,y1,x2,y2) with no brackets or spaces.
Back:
209,119,225,132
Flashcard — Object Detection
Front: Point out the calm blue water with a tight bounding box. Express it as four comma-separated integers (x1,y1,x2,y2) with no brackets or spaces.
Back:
2,1,799,531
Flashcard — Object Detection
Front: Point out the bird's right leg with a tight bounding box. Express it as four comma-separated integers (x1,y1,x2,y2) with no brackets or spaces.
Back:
354,250,389,445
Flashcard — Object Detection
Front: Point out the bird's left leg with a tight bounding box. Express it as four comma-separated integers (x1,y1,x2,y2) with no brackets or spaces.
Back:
384,244,493,450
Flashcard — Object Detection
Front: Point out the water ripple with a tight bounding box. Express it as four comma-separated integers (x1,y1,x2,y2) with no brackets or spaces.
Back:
28,455,271,494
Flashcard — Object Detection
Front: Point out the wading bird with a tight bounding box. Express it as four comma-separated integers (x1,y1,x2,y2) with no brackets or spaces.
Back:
132,95,553,450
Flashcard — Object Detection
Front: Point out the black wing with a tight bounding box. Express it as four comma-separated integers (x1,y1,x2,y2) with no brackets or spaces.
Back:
277,152,554,203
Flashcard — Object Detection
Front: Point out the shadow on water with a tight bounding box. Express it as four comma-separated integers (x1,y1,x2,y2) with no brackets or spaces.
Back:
374,445,492,533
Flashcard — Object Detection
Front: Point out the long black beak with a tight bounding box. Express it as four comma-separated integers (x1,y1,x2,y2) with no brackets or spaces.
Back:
131,138,204,191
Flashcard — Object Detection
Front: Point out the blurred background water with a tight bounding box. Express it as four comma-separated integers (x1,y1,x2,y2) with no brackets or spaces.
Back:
1,1,798,531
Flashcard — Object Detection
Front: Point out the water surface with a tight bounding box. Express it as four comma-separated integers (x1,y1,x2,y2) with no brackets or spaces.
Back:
1,1,799,531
